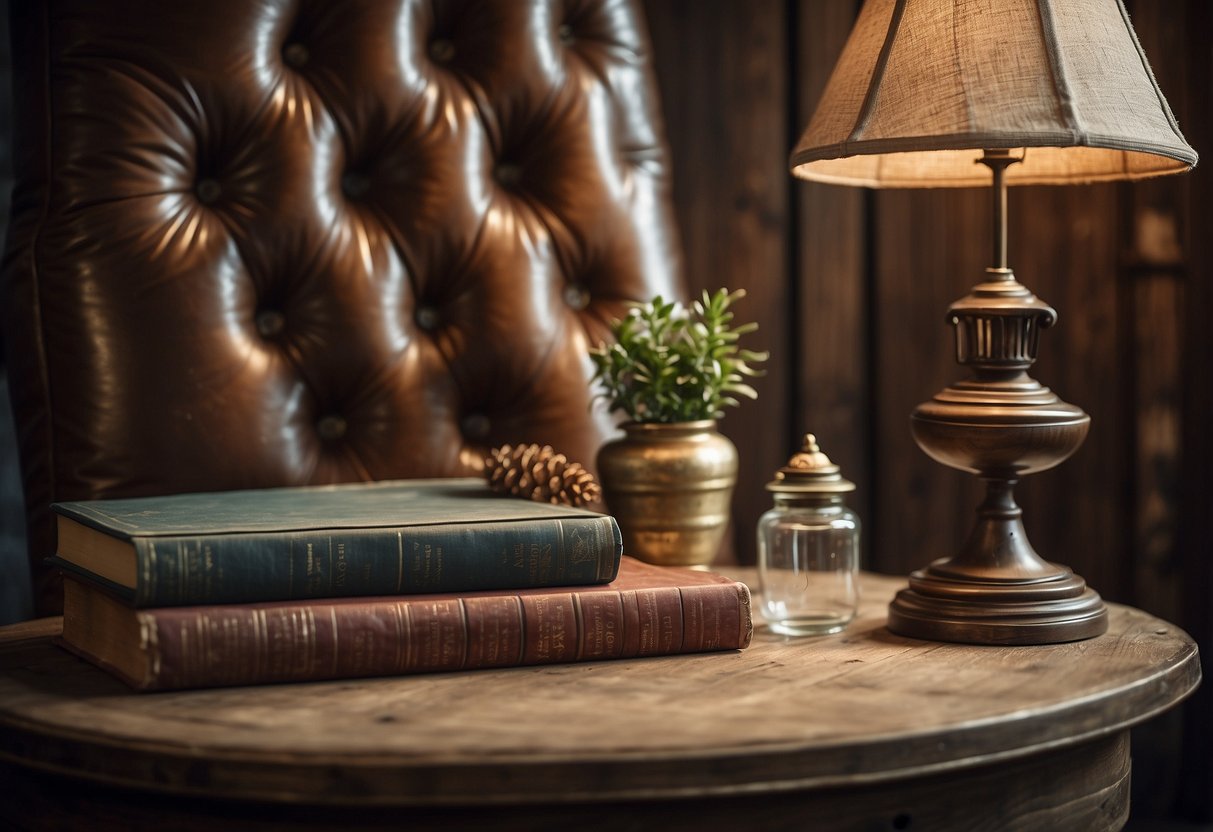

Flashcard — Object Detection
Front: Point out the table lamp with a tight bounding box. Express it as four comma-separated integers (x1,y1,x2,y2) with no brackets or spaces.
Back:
790,0,1197,644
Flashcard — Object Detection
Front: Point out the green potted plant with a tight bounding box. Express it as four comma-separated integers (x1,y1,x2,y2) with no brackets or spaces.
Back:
590,288,768,568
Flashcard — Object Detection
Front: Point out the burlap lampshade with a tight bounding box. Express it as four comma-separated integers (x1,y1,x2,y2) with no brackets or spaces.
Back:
790,0,1198,188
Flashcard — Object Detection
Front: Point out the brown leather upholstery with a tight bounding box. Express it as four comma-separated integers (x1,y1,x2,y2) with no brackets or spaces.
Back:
2,0,683,614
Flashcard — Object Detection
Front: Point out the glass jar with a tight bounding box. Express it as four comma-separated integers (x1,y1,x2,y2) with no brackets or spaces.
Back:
757,434,860,636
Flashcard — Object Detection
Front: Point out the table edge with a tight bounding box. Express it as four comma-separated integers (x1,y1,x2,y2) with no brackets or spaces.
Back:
0,615,1200,806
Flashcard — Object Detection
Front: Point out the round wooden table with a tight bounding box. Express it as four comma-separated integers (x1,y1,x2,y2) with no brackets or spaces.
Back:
0,571,1199,831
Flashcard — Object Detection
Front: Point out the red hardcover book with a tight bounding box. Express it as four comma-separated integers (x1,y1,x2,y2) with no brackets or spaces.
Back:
57,557,753,691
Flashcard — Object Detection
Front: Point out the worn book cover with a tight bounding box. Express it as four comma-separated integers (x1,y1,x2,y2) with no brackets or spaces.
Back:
57,557,754,691
51,478,622,606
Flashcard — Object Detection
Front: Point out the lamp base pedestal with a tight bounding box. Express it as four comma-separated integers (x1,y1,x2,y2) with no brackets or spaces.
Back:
887,566,1108,645
893,406,1109,644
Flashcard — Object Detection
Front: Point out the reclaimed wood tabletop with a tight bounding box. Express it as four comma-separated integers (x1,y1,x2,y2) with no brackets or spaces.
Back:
0,570,1199,831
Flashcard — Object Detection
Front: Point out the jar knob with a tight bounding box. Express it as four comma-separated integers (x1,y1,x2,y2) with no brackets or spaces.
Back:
785,434,837,473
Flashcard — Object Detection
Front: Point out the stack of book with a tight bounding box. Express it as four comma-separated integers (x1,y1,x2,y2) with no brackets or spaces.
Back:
50,478,753,691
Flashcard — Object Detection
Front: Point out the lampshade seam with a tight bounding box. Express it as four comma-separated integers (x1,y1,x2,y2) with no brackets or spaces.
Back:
1113,0,1196,160
846,0,907,152
1035,0,1087,148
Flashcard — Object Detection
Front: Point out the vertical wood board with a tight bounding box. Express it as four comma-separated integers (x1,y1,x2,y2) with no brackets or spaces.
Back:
793,0,870,547
647,0,790,565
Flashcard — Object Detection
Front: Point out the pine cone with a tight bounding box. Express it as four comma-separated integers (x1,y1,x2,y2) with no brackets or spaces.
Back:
485,443,601,507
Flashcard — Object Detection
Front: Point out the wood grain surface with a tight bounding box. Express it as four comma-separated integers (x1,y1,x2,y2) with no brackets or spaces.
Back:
647,0,792,568
793,0,871,532
0,570,1198,814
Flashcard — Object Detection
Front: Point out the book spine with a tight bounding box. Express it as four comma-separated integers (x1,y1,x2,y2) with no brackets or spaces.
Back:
132,516,622,606
137,583,751,691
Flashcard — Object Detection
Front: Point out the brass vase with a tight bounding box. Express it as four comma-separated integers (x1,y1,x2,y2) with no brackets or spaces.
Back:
596,420,738,569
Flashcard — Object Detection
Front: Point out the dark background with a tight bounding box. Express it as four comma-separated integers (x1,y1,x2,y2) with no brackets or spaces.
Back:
0,0,1208,824
0,0,30,627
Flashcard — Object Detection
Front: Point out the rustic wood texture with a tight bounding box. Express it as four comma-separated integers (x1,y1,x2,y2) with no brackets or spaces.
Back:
1118,5,1194,815
1015,184,1128,599
1175,0,1213,818
0,571,1198,829
644,0,1211,819
0,732,1131,832
646,0,791,566
794,0,870,530
871,188,984,571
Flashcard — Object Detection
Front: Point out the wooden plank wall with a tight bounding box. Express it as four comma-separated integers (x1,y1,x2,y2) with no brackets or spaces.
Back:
645,0,1212,822
647,0,793,564
1175,0,1213,817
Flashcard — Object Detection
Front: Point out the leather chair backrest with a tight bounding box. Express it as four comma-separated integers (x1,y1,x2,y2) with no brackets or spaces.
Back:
2,0,683,614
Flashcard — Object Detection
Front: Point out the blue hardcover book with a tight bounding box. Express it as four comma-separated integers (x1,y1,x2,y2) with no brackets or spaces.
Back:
50,478,622,607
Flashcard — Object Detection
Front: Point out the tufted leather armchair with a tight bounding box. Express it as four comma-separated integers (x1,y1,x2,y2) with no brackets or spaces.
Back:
2,0,683,614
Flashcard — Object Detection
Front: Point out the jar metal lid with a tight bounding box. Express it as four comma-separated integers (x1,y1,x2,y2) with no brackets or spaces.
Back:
765,434,856,495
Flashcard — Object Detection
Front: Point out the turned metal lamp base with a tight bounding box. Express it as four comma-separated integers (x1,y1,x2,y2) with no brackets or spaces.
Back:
886,150,1109,646
887,482,1108,645
888,570,1107,645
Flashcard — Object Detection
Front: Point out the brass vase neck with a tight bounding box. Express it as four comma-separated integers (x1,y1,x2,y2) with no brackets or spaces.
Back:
621,420,719,440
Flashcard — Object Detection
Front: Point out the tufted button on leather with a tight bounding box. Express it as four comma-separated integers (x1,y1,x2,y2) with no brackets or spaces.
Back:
196,179,222,204
558,24,576,45
316,415,347,441
461,413,490,440
429,38,455,63
341,172,371,199
255,310,286,338
283,42,310,68
563,284,591,311
495,163,521,188
415,305,440,331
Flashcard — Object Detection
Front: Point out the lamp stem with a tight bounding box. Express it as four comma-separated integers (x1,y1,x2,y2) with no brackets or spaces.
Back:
992,162,1007,270
980,149,1018,272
